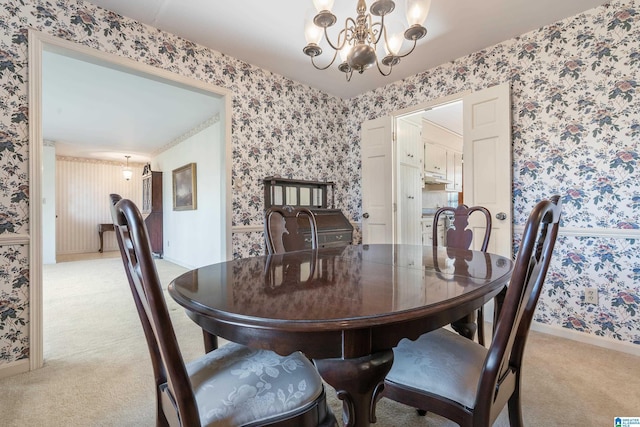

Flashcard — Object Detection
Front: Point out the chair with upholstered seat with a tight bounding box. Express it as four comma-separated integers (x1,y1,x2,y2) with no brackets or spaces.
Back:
384,195,562,427
265,205,318,254
433,204,492,345
109,194,335,427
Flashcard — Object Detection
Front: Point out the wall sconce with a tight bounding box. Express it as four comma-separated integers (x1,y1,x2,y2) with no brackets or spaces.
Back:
122,155,133,181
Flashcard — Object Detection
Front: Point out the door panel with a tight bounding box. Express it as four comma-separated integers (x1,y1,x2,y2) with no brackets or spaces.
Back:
463,82,512,257
361,116,394,244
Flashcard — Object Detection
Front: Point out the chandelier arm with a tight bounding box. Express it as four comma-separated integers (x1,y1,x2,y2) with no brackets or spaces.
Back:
379,19,395,55
370,14,385,46
344,68,354,81
323,18,356,52
374,56,393,77
310,48,341,71
394,39,418,59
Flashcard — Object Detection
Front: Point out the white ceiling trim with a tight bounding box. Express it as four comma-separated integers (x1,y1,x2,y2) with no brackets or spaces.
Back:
151,113,220,158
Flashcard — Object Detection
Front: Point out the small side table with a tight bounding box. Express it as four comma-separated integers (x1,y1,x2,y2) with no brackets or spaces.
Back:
98,223,115,253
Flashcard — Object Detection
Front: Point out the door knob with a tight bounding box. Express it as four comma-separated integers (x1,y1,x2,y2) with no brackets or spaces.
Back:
363,213,370,219
496,212,507,220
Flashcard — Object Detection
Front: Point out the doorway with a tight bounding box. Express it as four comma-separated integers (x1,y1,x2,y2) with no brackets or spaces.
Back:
361,84,512,255
28,30,233,370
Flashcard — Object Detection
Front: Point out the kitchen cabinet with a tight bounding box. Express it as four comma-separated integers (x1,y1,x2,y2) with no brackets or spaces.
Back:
396,118,423,245
398,163,422,245
398,120,423,168
423,142,447,176
446,150,463,192
421,216,446,246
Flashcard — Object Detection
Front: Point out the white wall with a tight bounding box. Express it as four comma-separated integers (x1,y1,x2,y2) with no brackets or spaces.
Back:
55,158,143,254
42,145,57,264
155,121,225,269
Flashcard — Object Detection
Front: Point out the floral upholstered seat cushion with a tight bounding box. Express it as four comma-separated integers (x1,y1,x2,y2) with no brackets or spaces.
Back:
182,342,324,426
386,328,488,410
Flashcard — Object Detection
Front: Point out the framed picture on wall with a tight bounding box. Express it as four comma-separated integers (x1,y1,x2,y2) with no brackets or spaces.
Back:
172,163,197,211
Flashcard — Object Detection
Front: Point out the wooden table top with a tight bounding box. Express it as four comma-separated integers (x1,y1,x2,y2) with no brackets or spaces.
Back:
169,244,513,333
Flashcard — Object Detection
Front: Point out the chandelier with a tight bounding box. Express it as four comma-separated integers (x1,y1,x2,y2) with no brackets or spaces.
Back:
303,0,431,80
122,155,133,181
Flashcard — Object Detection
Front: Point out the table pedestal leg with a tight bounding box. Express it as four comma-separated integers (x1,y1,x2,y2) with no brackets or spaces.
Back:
314,350,393,427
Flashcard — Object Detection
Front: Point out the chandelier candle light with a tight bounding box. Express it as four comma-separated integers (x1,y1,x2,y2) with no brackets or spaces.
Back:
303,0,431,80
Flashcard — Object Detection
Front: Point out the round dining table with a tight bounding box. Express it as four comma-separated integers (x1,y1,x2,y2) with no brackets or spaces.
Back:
168,244,513,427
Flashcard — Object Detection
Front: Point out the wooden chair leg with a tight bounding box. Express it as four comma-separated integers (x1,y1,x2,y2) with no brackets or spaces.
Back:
202,330,218,353
508,376,524,427
451,313,477,341
477,306,485,346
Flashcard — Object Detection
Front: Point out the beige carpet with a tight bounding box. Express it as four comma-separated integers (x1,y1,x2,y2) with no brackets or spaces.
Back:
0,255,638,426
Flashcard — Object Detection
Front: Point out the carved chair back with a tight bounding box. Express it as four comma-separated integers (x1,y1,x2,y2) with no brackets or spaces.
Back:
434,204,492,344
265,205,318,254
109,194,200,425
433,204,492,252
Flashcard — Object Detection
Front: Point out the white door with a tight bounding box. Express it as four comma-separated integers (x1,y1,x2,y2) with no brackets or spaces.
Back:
463,82,512,257
361,116,394,244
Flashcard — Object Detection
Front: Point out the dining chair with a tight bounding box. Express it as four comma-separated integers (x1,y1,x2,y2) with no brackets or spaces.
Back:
264,205,318,254
109,194,336,427
384,195,562,427
433,204,492,345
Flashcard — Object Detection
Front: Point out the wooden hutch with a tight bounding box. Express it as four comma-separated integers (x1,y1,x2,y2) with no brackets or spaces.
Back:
142,164,163,257
263,176,353,249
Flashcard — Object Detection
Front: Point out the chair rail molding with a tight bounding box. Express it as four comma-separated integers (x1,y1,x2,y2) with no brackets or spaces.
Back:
232,225,264,233
514,225,640,239
0,234,30,245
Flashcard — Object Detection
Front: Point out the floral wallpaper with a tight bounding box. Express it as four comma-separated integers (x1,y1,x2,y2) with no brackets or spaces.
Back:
0,244,29,362
0,0,638,366
339,1,640,345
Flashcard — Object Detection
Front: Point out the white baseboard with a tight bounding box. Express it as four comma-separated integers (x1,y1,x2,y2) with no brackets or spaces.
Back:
0,359,30,379
483,300,640,356
158,255,196,270
528,321,640,356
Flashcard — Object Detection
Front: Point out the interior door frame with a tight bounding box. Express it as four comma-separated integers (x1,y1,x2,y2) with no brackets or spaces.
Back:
392,91,471,121
391,91,471,237
27,30,233,370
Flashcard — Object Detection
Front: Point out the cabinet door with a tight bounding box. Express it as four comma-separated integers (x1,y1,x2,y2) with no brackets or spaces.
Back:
424,142,447,175
422,219,433,245
445,150,463,191
142,175,152,213
453,151,463,192
398,163,422,245
398,120,422,167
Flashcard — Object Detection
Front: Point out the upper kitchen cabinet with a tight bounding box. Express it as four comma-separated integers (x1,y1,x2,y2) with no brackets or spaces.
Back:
422,119,463,191
446,151,463,192
397,119,423,168
424,142,447,176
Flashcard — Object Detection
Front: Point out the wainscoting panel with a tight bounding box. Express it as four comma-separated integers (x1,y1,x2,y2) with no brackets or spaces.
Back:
55,158,143,256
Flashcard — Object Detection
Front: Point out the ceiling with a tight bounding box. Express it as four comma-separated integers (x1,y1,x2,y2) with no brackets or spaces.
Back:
84,0,609,99
43,49,224,163
43,0,609,161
